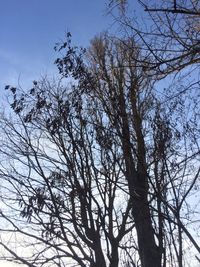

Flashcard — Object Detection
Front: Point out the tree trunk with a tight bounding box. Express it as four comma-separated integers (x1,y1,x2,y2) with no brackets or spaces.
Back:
131,190,160,267
110,242,119,267
93,238,107,267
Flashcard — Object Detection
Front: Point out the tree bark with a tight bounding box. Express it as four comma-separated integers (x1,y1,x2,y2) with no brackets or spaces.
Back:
131,190,160,267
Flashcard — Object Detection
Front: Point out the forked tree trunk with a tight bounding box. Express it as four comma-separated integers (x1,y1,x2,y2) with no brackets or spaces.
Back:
124,160,161,267
119,87,161,267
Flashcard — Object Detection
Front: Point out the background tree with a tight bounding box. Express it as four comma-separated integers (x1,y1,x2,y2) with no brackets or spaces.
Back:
108,0,200,76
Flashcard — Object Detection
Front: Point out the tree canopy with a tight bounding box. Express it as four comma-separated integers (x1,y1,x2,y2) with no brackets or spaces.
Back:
0,1,200,267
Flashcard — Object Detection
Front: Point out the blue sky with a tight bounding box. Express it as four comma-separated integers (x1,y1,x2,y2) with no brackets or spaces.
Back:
0,0,112,92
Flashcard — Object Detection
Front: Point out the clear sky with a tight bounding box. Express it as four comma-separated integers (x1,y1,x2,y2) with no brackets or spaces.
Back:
0,0,111,92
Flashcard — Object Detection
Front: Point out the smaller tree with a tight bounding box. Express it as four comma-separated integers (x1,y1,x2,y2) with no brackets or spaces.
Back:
0,79,134,267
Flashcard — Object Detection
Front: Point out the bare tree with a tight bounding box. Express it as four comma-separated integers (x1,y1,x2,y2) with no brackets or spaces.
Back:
0,31,199,267
104,5,200,265
0,79,135,267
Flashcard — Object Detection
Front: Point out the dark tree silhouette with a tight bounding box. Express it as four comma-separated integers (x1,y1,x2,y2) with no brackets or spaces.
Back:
0,32,199,267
